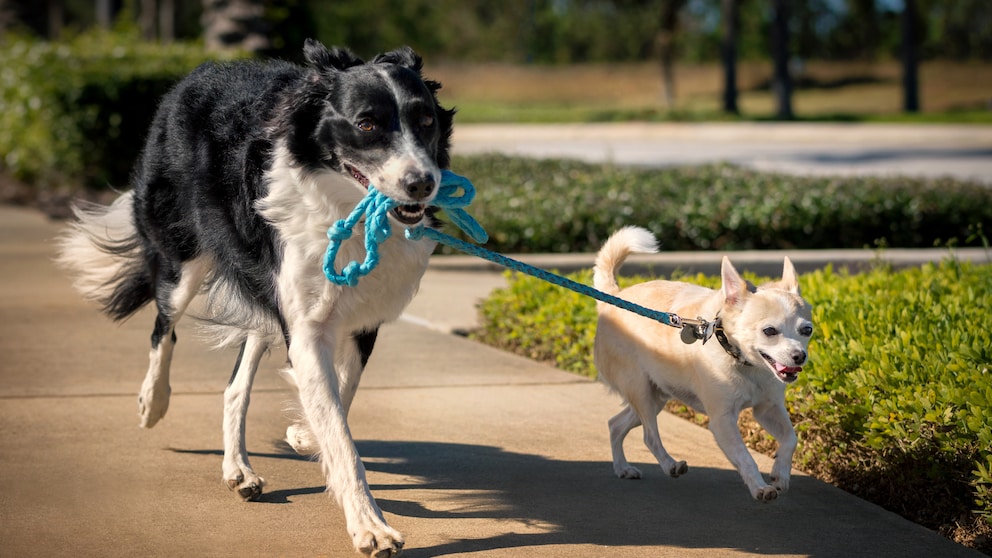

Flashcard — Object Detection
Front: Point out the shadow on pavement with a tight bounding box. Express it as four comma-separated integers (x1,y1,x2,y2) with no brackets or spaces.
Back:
356,440,929,558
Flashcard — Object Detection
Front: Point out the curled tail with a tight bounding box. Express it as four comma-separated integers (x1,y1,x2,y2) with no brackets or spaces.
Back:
56,192,154,321
593,226,659,295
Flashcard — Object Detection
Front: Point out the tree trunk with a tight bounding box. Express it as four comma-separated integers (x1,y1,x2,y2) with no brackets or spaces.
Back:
159,0,175,43
140,0,156,40
48,0,64,38
721,0,739,114
657,0,683,108
902,0,920,112
201,0,269,53
95,0,112,29
770,0,793,120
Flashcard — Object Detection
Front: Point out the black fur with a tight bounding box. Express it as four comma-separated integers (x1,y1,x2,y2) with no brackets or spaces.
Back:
353,328,380,369
101,40,453,334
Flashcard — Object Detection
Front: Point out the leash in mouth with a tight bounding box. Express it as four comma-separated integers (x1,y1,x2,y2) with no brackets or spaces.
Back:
321,170,487,287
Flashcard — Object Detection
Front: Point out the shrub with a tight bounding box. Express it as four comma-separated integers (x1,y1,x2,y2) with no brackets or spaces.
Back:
0,28,228,190
447,155,992,252
472,259,992,549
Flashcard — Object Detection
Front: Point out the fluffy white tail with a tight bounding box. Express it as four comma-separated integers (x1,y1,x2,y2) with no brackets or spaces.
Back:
593,226,659,295
56,192,152,321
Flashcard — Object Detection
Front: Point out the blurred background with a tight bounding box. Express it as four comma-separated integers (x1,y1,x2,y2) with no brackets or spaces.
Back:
0,0,990,198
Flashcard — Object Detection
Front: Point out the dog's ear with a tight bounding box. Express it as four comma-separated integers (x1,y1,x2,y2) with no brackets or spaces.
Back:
721,256,749,307
303,39,364,71
372,46,424,73
781,256,801,295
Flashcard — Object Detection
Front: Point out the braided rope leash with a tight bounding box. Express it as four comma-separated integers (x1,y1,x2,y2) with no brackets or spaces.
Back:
405,226,684,329
323,170,488,287
324,170,724,338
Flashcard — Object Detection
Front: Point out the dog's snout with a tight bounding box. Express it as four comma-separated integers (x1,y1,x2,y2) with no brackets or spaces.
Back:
404,173,435,201
792,350,807,365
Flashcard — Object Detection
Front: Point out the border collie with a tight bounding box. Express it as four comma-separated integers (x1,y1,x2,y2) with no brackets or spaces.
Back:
57,39,454,557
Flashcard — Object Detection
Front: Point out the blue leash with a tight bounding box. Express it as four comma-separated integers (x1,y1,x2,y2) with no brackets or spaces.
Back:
322,170,487,287
323,171,685,330
405,226,684,328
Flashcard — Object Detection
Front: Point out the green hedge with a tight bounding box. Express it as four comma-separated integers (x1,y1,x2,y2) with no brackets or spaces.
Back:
473,259,992,546
447,155,992,252
0,29,228,190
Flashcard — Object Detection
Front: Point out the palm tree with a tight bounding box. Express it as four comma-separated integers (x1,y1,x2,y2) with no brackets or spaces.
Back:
770,0,793,120
721,0,739,114
902,0,920,112
658,0,686,108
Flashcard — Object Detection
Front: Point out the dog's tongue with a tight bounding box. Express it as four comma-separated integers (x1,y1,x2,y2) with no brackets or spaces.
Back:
775,362,803,374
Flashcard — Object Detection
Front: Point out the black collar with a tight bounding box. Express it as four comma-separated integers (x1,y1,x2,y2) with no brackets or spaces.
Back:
714,319,752,367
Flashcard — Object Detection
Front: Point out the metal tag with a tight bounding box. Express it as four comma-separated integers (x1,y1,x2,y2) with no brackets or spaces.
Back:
680,318,716,345
680,325,699,344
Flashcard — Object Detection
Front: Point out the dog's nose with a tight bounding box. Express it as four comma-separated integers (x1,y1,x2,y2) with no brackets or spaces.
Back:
404,173,435,201
792,350,807,365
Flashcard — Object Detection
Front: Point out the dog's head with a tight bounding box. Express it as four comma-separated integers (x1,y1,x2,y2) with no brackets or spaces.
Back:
718,257,814,384
282,39,455,225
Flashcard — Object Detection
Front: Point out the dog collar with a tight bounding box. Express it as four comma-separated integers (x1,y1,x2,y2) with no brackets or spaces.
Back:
679,316,752,367
714,321,752,367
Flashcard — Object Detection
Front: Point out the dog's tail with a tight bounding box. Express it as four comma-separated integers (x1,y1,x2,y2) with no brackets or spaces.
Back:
593,226,659,295
56,192,155,321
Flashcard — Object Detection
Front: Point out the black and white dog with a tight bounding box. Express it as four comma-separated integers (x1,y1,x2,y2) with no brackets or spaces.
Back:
58,39,454,557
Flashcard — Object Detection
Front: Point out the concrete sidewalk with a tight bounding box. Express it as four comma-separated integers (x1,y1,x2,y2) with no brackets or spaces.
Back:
0,204,984,557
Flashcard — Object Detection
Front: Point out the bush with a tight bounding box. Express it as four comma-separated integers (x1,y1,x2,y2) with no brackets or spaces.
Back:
473,259,992,550
447,155,992,253
0,28,228,190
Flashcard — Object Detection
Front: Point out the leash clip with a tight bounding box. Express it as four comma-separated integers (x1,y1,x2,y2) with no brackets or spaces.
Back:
679,317,715,345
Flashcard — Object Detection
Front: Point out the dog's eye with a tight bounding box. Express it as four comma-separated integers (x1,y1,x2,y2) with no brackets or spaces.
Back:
799,324,813,337
356,118,376,133
420,114,435,128
762,327,779,337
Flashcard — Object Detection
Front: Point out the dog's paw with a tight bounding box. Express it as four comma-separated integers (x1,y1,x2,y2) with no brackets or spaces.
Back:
614,464,642,479
286,422,318,455
770,472,790,493
353,523,404,558
137,381,170,428
226,470,266,501
751,484,779,502
666,460,689,478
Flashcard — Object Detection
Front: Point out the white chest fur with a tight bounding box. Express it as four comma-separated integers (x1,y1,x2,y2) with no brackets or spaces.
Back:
258,145,435,334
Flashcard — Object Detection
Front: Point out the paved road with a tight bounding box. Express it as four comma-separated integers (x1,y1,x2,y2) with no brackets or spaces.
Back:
452,122,992,184
1,206,986,557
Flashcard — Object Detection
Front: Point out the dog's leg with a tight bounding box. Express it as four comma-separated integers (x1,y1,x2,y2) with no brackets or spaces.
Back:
709,412,778,501
289,329,403,558
608,406,644,478
138,256,210,428
339,328,378,416
627,391,687,478
753,401,797,494
222,333,269,501
286,327,378,456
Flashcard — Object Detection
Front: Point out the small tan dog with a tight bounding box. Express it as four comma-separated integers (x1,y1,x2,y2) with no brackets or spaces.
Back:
593,226,813,501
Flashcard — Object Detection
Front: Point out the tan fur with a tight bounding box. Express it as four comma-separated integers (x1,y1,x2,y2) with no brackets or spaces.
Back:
593,226,814,501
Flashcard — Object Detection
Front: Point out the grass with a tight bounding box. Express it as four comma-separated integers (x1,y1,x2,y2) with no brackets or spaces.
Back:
428,60,992,123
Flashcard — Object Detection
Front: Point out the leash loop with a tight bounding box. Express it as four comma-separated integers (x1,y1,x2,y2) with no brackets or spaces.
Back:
322,171,486,286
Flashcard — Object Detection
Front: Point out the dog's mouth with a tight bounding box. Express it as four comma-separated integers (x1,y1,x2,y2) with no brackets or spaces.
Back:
346,164,371,189
344,164,426,225
759,351,802,383
391,204,426,225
